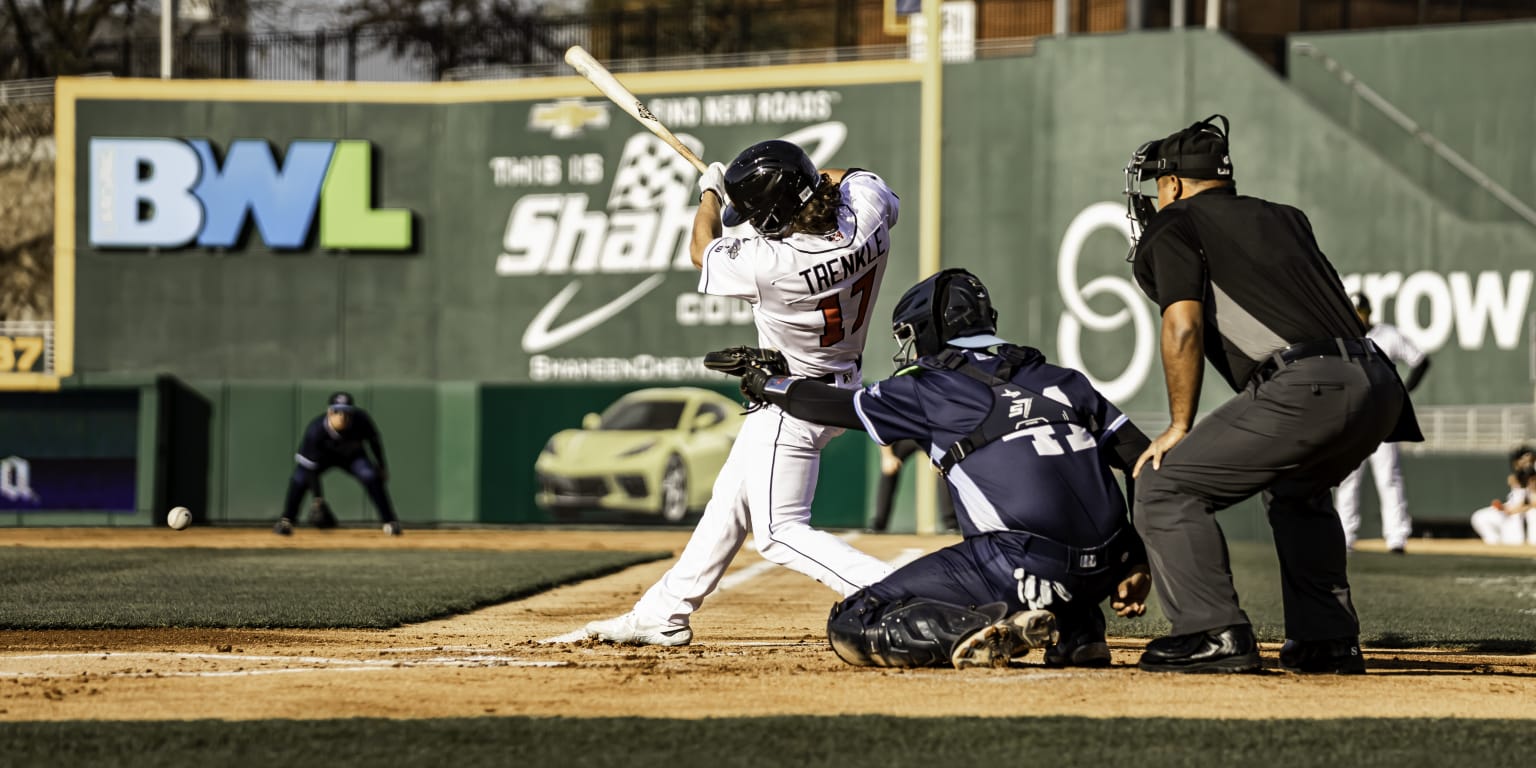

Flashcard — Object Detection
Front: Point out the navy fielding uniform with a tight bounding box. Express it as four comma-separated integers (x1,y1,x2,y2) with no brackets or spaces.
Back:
1123,115,1420,672
828,339,1149,667
280,397,399,533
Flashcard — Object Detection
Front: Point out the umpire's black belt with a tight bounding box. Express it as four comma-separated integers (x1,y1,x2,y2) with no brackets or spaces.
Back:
1252,337,1377,384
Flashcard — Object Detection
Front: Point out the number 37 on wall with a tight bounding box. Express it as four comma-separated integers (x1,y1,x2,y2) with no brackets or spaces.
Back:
0,336,44,373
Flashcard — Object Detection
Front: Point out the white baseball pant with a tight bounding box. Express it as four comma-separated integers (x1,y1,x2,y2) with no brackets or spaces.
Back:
1470,506,1527,546
1335,442,1412,550
632,404,894,628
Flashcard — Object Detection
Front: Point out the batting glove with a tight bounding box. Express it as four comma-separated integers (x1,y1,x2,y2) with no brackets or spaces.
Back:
697,161,728,203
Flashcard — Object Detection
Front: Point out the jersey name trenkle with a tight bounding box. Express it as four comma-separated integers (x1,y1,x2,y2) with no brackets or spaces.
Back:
796,227,888,294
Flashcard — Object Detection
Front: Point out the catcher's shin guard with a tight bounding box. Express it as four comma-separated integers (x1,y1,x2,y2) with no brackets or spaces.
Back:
828,596,1009,668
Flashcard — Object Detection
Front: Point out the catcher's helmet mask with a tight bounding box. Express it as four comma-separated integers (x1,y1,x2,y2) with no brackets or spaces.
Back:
1124,114,1234,261
721,139,821,239
890,269,1000,369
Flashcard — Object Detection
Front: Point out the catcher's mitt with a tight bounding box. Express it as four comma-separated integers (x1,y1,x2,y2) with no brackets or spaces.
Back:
703,346,789,410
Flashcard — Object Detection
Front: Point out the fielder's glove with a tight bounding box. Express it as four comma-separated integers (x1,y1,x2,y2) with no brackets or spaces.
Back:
703,346,790,411
697,161,728,204
309,498,340,530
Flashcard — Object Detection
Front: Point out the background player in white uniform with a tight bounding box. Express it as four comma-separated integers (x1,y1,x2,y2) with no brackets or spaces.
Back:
1335,294,1431,553
584,139,899,645
1470,446,1535,545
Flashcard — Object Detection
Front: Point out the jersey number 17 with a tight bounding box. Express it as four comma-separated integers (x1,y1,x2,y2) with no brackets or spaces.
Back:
814,270,878,347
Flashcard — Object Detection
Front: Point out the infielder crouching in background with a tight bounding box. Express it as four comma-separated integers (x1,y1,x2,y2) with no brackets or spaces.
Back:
275,392,402,537
731,270,1153,668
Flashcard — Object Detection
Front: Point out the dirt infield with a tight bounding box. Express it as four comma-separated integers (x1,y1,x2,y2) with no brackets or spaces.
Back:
2,529,1534,722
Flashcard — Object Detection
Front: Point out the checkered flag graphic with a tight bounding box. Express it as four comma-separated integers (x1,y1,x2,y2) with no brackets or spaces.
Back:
607,132,705,211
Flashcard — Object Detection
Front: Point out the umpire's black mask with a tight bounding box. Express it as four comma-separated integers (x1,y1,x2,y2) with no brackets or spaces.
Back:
1123,114,1234,261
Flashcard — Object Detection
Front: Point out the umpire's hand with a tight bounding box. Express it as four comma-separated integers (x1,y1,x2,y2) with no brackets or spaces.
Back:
1111,564,1151,618
1133,425,1188,478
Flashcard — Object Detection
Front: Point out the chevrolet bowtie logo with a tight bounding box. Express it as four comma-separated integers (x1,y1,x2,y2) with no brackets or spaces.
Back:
529,99,611,139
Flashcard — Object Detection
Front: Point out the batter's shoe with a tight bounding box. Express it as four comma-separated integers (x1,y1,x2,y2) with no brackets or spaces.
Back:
1279,638,1366,674
272,518,294,536
950,609,1059,669
585,612,692,646
382,521,403,536
1137,625,1261,674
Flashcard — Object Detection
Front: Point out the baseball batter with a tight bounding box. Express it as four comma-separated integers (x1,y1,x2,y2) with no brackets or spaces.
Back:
584,140,899,645
1334,294,1431,553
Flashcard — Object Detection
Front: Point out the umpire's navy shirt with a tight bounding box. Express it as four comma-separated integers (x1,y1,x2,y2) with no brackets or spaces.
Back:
853,339,1133,547
1132,187,1365,390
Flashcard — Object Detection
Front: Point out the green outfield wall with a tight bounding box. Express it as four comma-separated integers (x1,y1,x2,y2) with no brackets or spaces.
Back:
1289,22,1536,224
36,27,1536,532
64,72,923,384
941,29,1535,418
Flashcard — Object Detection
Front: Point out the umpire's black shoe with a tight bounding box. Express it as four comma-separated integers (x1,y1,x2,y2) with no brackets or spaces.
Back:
1279,638,1366,674
1137,624,1261,674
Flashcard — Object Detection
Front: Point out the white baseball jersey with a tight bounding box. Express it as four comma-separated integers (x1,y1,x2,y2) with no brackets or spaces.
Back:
698,170,899,382
1366,323,1426,368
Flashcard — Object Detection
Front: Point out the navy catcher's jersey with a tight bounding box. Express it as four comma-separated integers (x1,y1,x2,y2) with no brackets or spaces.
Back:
852,346,1132,546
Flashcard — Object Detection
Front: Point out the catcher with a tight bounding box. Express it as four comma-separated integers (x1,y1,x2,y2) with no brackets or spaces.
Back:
721,269,1154,669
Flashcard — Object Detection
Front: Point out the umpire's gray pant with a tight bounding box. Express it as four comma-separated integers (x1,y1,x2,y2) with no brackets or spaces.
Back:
1134,355,1404,641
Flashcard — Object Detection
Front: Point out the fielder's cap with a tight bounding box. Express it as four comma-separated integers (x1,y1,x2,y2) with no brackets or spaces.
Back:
947,333,1009,349
327,391,357,411
1513,445,1535,463
1135,114,1234,182
1353,293,1372,313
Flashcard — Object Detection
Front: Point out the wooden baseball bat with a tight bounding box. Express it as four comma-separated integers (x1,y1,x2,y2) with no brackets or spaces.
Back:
564,45,709,173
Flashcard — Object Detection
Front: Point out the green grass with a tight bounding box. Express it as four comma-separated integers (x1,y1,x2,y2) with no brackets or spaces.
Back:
1106,541,1536,651
0,717,1532,768
0,548,668,629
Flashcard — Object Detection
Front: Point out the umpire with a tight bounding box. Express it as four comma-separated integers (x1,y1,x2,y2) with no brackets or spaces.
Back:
275,392,402,536
1122,115,1420,674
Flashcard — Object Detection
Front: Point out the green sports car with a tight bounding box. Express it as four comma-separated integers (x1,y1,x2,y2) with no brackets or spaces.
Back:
535,387,744,522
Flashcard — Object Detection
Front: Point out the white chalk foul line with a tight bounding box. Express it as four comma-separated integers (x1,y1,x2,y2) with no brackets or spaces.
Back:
888,547,925,570
0,650,569,679
539,532,921,645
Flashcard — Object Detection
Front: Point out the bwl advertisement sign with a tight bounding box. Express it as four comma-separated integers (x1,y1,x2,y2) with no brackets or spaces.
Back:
64,68,921,382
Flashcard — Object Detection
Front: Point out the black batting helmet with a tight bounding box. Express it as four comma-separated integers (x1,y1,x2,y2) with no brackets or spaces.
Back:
890,269,999,367
721,140,820,238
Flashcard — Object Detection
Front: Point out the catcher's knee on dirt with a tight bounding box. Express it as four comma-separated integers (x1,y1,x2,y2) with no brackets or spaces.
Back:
827,595,1008,668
